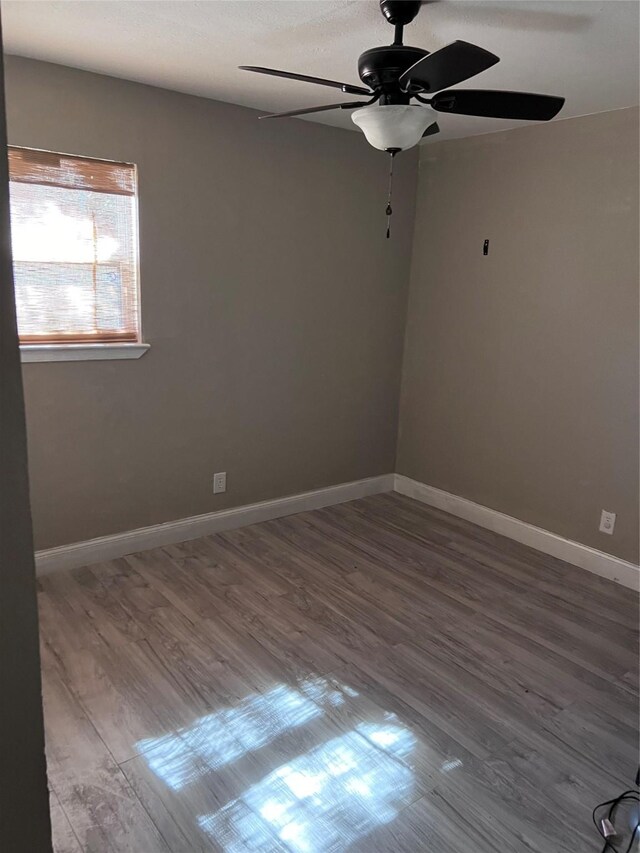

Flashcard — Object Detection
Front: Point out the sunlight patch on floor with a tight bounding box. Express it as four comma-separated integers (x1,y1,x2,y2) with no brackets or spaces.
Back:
198,725,416,852
136,677,350,791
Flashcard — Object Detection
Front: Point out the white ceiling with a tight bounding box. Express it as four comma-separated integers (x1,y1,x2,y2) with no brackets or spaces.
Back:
2,1,639,141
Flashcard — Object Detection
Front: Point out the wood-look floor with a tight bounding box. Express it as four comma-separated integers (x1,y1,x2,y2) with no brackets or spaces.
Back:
38,493,639,853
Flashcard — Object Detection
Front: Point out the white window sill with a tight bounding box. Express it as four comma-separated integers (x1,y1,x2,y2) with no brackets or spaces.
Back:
20,343,150,363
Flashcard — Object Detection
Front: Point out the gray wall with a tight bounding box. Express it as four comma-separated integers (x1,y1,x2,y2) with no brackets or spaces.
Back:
0,48,52,851
4,56,417,550
5,56,638,565
397,107,639,564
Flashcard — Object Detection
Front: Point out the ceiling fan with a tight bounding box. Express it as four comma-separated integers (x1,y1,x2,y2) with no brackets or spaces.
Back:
240,0,565,236
240,0,565,152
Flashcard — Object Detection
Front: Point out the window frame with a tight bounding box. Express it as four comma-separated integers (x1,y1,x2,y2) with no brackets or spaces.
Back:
8,145,148,362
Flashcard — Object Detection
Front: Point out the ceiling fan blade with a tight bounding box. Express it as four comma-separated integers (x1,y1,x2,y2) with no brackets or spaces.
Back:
259,101,371,120
431,89,565,120
399,41,499,93
239,66,371,96
422,121,440,138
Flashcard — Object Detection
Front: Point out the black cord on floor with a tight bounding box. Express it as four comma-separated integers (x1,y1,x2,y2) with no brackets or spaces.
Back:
622,824,638,853
592,788,639,853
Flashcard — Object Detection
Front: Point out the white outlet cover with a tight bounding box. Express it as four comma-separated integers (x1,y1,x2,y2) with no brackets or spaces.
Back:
599,510,616,534
213,472,226,494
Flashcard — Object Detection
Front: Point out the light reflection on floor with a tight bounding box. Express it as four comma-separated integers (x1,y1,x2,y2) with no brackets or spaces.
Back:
138,680,343,790
139,677,419,851
198,727,416,852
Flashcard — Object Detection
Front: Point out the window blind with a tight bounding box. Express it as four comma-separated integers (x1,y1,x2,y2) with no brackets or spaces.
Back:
8,147,140,344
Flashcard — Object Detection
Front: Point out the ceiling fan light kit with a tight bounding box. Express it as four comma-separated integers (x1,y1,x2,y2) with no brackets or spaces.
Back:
351,104,434,152
240,0,565,234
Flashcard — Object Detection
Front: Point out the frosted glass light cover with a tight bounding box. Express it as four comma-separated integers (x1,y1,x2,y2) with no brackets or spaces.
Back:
351,104,433,151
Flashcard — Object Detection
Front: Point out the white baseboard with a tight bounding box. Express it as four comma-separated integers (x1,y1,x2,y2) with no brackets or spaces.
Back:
394,474,640,591
35,471,640,592
35,474,395,575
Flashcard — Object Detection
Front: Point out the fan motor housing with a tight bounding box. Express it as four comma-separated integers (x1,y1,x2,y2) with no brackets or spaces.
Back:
358,45,427,102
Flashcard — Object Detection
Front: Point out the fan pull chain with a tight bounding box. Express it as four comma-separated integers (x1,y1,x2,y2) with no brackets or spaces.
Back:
385,149,397,239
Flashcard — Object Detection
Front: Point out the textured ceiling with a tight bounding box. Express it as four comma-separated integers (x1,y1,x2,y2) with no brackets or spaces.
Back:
2,1,639,142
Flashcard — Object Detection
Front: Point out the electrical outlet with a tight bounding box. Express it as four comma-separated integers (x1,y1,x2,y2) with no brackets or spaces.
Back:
599,510,616,535
213,472,226,494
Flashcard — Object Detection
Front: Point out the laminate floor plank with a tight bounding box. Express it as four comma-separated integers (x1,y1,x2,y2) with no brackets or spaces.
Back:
202,582,346,683
315,505,636,682
537,697,638,786
349,791,500,853
407,607,637,723
42,665,171,853
124,549,226,623
177,531,297,600
50,789,84,853
369,491,637,614
366,497,637,634
618,668,640,695
320,502,636,660
38,571,144,659
241,525,416,647
304,663,481,793
38,493,639,852
51,636,214,764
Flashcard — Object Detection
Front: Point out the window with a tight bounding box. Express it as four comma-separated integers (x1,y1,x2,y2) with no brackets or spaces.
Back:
9,147,146,360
